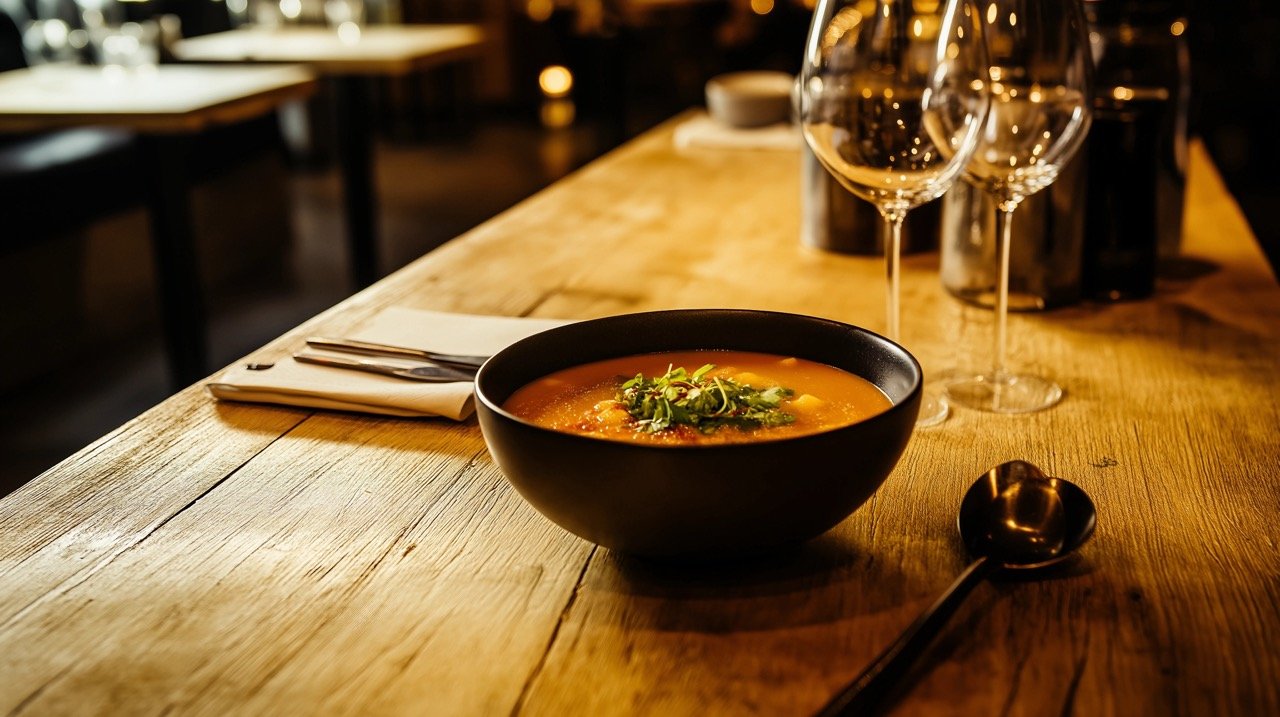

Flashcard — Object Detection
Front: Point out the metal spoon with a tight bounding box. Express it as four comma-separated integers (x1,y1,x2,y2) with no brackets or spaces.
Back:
816,460,1097,716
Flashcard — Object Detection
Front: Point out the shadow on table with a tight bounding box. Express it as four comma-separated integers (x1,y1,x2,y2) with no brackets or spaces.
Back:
593,532,918,632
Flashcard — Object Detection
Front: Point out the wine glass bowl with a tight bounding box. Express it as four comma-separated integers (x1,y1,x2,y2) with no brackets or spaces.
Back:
966,80,1090,204
802,2,989,216
800,0,990,427
945,0,1094,414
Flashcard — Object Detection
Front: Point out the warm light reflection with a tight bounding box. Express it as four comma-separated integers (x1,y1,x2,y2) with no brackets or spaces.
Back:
986,2,997,24
42,19,69,47
102,33,140,57
337,21,360,44
539,65,573,98
280,0,302,20
821,7,862,51
1112,86,1135,101
540,98,575,129
912,18,924,37
1009,11,1017,26
750,0,774,15
526,0,553,22
1170,20,1186,36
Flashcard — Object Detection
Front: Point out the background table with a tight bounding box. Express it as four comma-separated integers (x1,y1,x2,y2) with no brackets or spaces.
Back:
0,64,315,386
174,25,486,288
0,114,1276,715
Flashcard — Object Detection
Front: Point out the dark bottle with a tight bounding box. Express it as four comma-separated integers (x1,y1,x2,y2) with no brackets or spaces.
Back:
801,147,940,256
1082,0,1191,301
940,155,1087,312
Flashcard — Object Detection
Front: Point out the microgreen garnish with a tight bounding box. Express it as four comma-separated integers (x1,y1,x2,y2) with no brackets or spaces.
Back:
617,364,795,434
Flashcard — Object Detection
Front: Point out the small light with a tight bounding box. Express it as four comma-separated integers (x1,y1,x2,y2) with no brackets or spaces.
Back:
539,65,573,98
526,0,553,22
750,0,774,15
42,19,69,47
280,0,302,20
1112,86,1135,101
1008,11,1017,26
337,21,361,44
986,3,997,24
912,18,924,37
1170,20,1186,37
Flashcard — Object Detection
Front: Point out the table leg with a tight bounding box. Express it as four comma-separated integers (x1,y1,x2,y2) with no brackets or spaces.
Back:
332,76,379,288
137,134,208,389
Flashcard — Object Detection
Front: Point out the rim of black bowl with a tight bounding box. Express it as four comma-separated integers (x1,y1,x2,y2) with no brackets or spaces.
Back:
473,309,923,451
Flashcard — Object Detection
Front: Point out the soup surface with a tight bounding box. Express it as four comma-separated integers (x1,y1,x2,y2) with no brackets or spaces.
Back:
503,350,892,445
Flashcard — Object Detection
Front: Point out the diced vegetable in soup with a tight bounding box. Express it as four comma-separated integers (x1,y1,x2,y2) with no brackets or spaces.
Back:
503,351,892,445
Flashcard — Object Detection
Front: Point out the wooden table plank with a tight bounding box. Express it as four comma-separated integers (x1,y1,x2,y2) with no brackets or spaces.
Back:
1,415,590,715
172,25,485,77
0,114,1276,715
0,65,316,133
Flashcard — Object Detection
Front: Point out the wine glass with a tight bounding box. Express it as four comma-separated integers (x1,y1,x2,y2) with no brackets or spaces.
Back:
800,0,990,427
944,0,1093,413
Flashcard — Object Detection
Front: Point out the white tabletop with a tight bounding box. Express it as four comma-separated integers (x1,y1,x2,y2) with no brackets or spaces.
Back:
172,25,486,76
0,64,316,133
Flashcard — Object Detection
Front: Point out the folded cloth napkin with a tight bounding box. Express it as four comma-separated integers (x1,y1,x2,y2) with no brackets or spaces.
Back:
672,112,801,151
207,307,571,419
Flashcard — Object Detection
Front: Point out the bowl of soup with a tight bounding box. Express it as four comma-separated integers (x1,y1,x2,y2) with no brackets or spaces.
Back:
474,309,921,558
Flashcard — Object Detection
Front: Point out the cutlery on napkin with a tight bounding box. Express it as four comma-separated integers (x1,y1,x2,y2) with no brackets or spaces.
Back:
206,307,570,419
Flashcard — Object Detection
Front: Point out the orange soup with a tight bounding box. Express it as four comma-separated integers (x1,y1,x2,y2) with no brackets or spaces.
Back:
503,350,892,445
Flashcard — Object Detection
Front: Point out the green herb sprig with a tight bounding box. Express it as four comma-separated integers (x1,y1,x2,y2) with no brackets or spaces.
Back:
616,364,795,434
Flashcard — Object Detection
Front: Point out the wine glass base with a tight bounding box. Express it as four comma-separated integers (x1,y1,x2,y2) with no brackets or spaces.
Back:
945,372,1063,414
915,385,950,428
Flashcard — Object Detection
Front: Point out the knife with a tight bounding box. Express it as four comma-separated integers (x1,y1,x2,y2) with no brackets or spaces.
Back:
293,353,476,382
305,337,488,371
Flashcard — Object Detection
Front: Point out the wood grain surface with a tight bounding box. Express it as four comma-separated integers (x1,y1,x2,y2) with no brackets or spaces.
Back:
1,113,1277,716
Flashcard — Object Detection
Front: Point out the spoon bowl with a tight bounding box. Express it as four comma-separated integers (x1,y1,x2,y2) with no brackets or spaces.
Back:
959,459,1097,570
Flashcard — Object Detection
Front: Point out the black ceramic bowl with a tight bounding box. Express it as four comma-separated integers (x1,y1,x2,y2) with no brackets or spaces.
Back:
474,309,921,558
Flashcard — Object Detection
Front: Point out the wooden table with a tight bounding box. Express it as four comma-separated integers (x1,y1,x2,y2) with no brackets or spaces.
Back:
1,115,1277,715
173,25,486,288
0,64,315,386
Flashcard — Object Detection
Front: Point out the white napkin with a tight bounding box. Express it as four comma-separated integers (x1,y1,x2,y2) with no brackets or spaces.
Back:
207,307,571,419
673,113,801,151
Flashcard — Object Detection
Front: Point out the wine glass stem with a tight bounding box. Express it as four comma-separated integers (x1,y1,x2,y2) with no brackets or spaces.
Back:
881,211,905,342
993,203,1015,380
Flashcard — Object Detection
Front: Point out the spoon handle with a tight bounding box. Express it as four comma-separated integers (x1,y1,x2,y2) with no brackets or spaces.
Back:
815,556,997,716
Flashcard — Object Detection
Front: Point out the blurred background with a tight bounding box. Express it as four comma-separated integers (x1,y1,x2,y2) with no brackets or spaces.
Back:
1,0,1276,496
